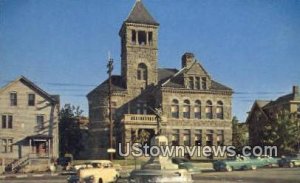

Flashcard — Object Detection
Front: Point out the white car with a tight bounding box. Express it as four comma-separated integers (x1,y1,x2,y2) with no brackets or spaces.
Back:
72,160,119,183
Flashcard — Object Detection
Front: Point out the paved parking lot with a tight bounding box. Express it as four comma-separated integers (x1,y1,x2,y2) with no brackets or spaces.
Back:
1,167,300,183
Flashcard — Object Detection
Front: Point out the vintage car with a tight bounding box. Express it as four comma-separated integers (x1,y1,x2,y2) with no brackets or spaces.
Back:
171,157,201,174
213,156,261,172
278,154,300,168
254,155,280,167
67,160,119,183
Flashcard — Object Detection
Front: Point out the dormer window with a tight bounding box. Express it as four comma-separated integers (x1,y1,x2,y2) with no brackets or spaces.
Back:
188,77,194,89
137,63,147,80
201,77,207,90
195,77,200,89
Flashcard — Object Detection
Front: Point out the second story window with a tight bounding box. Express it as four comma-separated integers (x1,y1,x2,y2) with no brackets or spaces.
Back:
36,115,44,130
216,101,224,119
10,92,17,106
183,100,190,119
183,129,191,146
171,99,179,118
2,115,13,129
206,100,213,119
194,100,201,119
28,94,35,106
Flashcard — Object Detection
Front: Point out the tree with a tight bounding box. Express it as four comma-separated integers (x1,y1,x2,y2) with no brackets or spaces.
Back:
266,110,300,155
232,116,249,152
59,104,84,159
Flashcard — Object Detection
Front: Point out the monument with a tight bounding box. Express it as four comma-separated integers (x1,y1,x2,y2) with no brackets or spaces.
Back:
129,106,193,183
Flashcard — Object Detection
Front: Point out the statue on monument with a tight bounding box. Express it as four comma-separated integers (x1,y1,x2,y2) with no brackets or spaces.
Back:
148,104,163,135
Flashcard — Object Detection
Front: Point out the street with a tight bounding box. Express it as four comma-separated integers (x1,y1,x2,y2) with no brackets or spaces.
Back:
1,168,300,183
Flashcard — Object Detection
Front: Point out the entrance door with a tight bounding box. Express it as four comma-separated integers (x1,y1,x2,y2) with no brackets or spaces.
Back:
34,141,48,157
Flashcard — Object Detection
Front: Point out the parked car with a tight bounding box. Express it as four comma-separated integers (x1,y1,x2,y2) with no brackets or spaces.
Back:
279,154,300,168
213,156,260,172
67,160,119,183
171,157,201,174
254,155,280,168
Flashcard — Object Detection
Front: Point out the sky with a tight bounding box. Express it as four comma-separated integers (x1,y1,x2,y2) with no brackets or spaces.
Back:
1,0,300,122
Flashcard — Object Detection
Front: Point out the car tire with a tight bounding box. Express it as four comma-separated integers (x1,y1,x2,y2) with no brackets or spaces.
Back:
225,166,233,172
289,162,295,168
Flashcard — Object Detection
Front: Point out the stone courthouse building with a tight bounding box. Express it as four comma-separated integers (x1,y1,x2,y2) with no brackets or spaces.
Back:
87,1,233,159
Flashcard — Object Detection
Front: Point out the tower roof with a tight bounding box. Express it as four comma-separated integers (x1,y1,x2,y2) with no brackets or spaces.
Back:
125,0,159,26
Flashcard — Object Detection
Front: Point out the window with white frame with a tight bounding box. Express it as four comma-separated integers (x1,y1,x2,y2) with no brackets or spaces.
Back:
36,115,44,130
2,115,13,129
2,138,13,153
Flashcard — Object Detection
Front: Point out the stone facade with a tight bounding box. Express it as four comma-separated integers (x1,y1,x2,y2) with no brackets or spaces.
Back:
0,76,60,162
87,1,233,159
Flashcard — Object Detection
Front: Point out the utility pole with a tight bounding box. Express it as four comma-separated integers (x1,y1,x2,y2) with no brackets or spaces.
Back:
107,56,114,161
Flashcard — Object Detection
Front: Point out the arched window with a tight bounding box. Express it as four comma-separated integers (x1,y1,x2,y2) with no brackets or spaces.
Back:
137,63,147,80
194,100,201,119
183,100,190,119
171,99,179,118
205,100,213,119
216,101,224,119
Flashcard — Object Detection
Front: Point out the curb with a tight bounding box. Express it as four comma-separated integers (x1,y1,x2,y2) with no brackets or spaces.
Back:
0,173,60,179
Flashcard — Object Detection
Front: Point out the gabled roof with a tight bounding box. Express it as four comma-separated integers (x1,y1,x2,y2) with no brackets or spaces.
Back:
125,0,159,26
158,67,232,91
87,75,126,97
245,100,271,124
0,76,59,104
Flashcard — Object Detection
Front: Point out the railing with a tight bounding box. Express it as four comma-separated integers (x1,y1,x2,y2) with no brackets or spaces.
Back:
11,154,29,172
124,114,156,123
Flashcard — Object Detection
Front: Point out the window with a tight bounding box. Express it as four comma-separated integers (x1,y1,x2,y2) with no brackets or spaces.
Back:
2,115,12,129
206,130,214,146
137,63,147,81
111,101,117,120
28,94,35,106
194,100,201,119
183,129,191,146
138,31,146,45
2,139,13,153
216,101,224,119
183,100,190,119
195,77,200,89
188,77,194,89
171,99,179,118
132,30,136,44
36,115,44,130
171,129,179,146
201,77,207,90
217,130,224,146
10,92,17,106
148,32,153,45
206,100,213,119
195,130,202,146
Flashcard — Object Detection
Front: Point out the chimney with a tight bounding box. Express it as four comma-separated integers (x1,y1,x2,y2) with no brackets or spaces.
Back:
293,85,299,98
182,52,195,68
